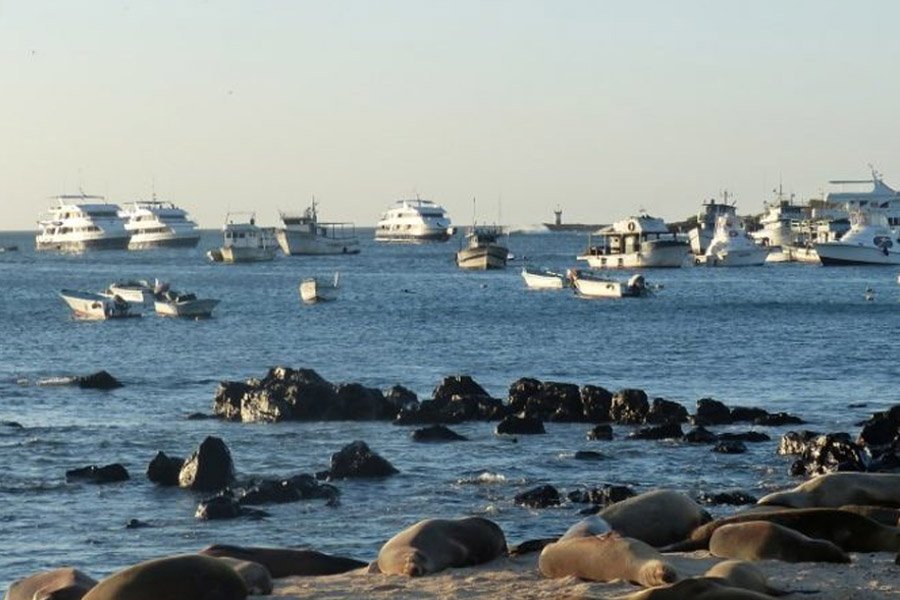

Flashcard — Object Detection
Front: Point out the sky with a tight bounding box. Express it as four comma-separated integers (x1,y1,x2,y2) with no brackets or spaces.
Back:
2,0,899,230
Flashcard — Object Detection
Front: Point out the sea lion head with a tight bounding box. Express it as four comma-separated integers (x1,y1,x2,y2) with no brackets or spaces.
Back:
639,559,678,587
402,550,430,577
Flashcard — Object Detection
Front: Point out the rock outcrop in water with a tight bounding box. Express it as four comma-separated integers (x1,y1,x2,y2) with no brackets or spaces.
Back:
324,440,398,479
77,370,123,390
178,436,234,491
66,463,129,484
147,451,184,486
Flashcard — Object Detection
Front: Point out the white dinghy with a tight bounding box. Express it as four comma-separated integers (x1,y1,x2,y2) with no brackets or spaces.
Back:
60,289,142,320
300,272,340,304
154,290,220,318
569,270,651,299
521,266,568,289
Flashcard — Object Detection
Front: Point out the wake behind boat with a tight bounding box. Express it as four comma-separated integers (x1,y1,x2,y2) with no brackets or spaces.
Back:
59,289,141,320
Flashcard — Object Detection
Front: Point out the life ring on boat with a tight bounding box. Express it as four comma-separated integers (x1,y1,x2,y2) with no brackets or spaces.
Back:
627,222,636,232
728,230,738,238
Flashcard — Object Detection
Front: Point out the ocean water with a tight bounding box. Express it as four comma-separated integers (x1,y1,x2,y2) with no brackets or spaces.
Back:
0,229,898,585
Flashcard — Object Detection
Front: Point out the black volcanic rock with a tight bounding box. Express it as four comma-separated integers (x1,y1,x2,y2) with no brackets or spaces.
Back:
66,463,129,484
496,415,545,435
587,424,613,441
411,424,468,442
581,385,613,422
693,398,731,426
327,441,398,479
147,451,184,486
713,440,747,454
778,430,821,455
515,484,560,508
629,422,684,440
718,431,770,443
696,490,757,505
609,389,649,424
645,398,689,424
178,436,235,491
77,370,122,390
683,426,718,444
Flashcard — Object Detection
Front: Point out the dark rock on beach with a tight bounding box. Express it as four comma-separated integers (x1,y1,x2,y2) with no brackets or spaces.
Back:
66,463,129,484
789,433,866,476
778,430,821,455
587,424,613,440
147,451,184,486
568,484,635,507
178,436,235,491
326,440,398,479
857,405,900,448
515,484,560,508
411,424,468,442
645,398,689,424
77,370,123,390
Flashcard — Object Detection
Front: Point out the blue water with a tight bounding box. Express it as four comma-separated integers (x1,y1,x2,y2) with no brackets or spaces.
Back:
0,229,898,585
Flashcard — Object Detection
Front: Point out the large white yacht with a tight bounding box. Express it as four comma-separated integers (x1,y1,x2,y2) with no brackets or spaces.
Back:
702,214,769,267
688,195,737,255
120,197,201,249
375,198,454,242
750,185,805,255
36,194,130,252
577,214,690,269
815,209,900,266
276,199,360,255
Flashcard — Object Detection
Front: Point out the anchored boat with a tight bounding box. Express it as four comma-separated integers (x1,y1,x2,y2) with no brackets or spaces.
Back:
300,272,340,304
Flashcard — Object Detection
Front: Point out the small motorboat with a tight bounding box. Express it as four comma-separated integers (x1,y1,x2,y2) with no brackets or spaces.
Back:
60,289,142,320
106,279,168,305
568,270,651,299
0,245,18,253
300,272,340,304
154,290,220,318
521,266,568,289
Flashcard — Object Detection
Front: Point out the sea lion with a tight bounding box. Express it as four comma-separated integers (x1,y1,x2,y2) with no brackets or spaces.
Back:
758,473,900,509
376,517,507,576
617,578,779,600
709,521,851,563
200,544,367,577
599,489,712,547
559,515,613,540
538,532,677,587
4,568,97,600
704,560,775,595
211,557,273,595
838,504,900,526
662,508,900,553
81,554,246,600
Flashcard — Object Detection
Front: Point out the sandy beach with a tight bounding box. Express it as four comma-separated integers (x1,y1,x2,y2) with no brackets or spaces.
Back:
263,551,899,600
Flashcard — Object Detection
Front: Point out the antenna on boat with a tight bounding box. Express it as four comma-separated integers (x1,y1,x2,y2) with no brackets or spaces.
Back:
472,196,477,227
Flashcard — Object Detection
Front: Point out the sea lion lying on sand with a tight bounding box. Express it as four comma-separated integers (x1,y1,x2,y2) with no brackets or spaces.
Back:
619,561,790,600
375,517,507,576
538,532,677,587
81,554,246,600
709,521,851,563
662,508,900,553
210,557,272,595
599,489,711,547
758,473,900,509
4,567,97,600
200,544,366,577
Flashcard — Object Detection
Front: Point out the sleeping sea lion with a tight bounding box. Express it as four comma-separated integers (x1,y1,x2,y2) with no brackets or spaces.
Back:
758,473,900,509
210,557,272,595
81,555,246,600
4,568,96,600
376,517,507,576
538,532,677,587
709,521,851,563
200,544,366,577
616,577,780,600
662,508,900,553
599,489,711,547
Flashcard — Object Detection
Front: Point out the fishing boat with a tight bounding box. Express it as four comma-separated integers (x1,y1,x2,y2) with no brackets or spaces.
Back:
154,290,220,318
106,280,168,305
276,199,360,255
456,226,508,270
688,195,738,255
815,209,900,266
521,266,568,289
578,214,689,269
701,214,769,267
59,289,141,320
208,213,277,263
300,273,340,304
569,270,650,298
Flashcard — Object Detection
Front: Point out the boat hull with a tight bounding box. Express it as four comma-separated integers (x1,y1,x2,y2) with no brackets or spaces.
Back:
37,235,130,253
154,298,219,317
60,290,141,320
276,230,360,255
521,269,566,289
375,230,452,243
815,243,900,266
128,234,201,250
704,247,769,267
299,280,339,303
578,241,689,269
217,246,277,263
457,245,508,270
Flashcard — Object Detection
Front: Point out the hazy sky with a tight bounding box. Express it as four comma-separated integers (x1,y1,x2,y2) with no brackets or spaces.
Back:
2,0,899,230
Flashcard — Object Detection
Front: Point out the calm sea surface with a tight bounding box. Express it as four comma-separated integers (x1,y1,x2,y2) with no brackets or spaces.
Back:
0,229,898,585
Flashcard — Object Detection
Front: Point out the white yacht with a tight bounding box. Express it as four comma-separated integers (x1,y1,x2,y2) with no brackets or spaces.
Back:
207,213,277,263
120,197,200,249
688,195,737,255
276,199,360,255
815,209,900,266
36,194,130,252
375,198,454,242
702,214,769,267
750,185,806,262
578,214,689,269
